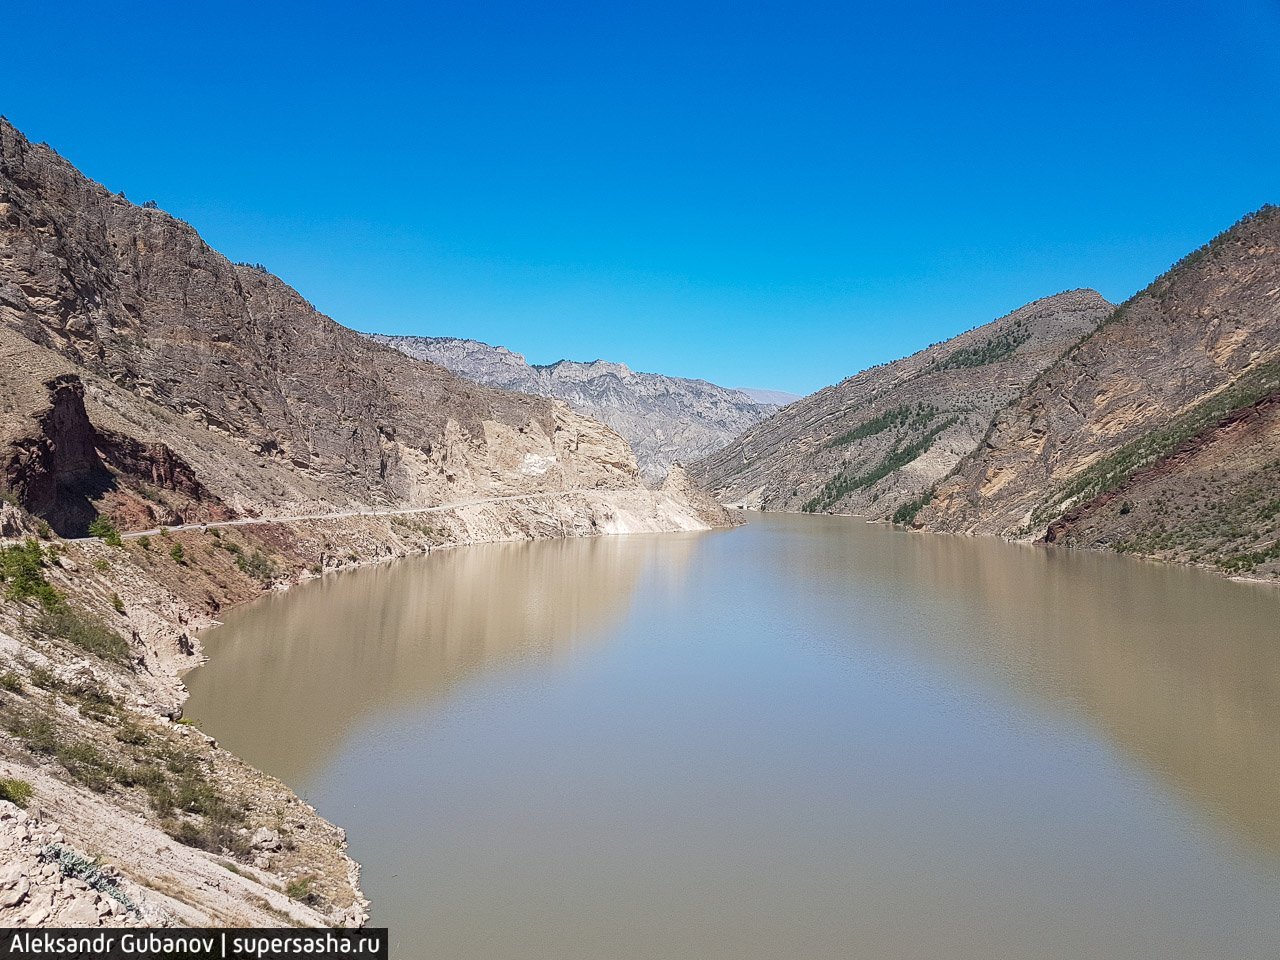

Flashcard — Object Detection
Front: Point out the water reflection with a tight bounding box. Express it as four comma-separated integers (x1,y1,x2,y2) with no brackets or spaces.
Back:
186,516,1280,959
187,533,704,784
768,515,1280,858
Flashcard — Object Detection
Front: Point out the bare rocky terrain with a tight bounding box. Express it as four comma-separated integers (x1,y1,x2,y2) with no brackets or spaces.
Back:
367,334,784,483
691,290,1111,517
694,206,1280,583
0,116,733,927
922,206,1280,580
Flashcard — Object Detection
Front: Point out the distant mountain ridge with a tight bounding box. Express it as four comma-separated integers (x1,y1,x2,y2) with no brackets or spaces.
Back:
0,114,734,536
919,206,1280,579
366,333,785,482
733,387,803,406
692,205,1280,582
690,289,1113,517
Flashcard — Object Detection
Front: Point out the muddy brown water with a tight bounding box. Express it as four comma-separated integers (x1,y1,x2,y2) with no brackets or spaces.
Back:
186,513,1280,959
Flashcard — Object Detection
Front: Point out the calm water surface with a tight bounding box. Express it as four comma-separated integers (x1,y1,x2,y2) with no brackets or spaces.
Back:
186,514,1280,959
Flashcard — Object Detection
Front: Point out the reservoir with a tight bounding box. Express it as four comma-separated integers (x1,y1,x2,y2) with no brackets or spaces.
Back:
185,513,1280,959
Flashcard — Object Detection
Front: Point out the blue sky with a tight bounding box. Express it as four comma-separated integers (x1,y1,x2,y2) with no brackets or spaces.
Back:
3,1,1277,394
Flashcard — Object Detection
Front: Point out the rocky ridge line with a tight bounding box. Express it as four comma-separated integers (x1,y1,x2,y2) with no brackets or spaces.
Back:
366,333,784,483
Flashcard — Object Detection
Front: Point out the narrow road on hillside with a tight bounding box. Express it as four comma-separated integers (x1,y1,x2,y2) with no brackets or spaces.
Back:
68,490,607,543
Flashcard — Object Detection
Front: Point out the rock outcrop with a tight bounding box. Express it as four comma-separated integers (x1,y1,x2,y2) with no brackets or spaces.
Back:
0,115,734,929
691,290,1111,517
694,205,1280,582
367,334,784,483
0,117,730,530
918,206,1280,579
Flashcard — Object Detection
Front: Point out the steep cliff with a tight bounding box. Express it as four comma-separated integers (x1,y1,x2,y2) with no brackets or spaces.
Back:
690,290,1111,516
918,206,1280,578
0,116,732,929
367,334,781,483
0,117,727,532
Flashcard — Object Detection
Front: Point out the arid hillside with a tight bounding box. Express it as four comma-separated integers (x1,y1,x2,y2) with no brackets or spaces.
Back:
0,117,730,537
0,116,731,929
694,206,1280,582
367,333,781,483
919,207,1280,579
691,290,1111,518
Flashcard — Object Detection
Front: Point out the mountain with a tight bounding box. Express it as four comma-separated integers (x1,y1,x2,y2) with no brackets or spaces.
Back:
366,334,781,483
693,206,1280,582
917,206,1280,579
0,117,728,537
0,116,731,927
690,290,1112,516
733,387,803,406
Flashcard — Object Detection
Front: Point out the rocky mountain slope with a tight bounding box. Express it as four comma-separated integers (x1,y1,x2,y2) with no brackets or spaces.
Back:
695,206,1280,582
919,206,1280,579
690,290,1112,516
0,116,732,927
0,116,732,534
367,334,782,483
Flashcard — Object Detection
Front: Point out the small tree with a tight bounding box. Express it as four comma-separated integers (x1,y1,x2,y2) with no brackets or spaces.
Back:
87,517,123,548
169,543,186,565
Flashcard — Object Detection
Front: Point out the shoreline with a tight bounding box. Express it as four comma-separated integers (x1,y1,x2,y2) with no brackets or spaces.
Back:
0,485,735,927
727,505,1280,588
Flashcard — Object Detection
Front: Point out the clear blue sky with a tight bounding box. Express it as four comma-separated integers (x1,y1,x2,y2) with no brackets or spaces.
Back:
3,1,1277,395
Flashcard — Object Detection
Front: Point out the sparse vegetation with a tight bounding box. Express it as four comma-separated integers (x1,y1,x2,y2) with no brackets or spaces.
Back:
285,875,317,903
928,320,1031,371
0,778,34,807
169,542,186,565
88,516,123,547
804,417,959,513
28,666,62,691
33,606,129,662
1031,361,1280,528
0,539,63,610
827,403,939,448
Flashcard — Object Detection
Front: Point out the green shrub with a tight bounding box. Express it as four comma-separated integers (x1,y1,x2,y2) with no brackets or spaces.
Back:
285,876,316,902
16,709,59,755
892,487,936,525
115,721,149,746
0,539,63,611
804,417,959,513
111,592,126,614
137,535,151,552
0,670,23,693
169,543,186,564
0,778,33,807
88,517,123,547
34,607,129,662
235,549,276,584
